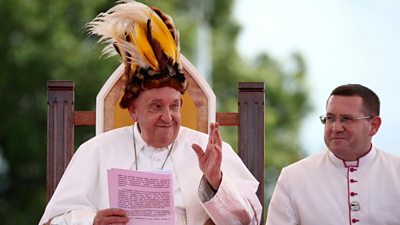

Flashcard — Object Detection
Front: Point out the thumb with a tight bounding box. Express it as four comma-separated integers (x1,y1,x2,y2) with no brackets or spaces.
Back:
192,144,204,159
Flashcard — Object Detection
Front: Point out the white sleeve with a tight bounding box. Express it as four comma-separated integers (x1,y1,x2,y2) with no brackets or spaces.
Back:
199,174,262,225
46,209,96,225
38,143,100,225
266,168,298,225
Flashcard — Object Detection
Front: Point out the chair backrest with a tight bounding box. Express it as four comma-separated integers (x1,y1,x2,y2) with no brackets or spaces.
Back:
46,55,265,214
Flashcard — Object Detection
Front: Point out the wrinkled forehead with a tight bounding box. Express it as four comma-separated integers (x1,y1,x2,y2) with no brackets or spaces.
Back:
136,87,182,103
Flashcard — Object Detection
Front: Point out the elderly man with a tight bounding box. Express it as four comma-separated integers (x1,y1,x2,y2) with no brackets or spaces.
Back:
39,1,262,225
266,84,400,225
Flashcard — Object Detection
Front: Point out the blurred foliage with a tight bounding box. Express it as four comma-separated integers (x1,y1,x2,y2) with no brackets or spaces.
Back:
0,0,311,223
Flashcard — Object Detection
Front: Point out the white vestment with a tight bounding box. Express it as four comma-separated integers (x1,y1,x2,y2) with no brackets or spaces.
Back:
266,146,400,225
39,125,262,225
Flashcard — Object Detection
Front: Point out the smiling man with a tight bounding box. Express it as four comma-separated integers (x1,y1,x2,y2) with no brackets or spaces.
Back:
38,1,262,225
266,84,400,225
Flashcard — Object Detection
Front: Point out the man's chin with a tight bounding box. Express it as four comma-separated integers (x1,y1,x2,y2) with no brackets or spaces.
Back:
328,140,347,148
328,145,350,156
330,139,348,145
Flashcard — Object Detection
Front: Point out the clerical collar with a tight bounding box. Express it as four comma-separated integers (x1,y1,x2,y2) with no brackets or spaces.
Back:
328,146,377,168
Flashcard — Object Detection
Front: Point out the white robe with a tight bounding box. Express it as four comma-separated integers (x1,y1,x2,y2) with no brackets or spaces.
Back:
39,125,262,225
266,146,400,225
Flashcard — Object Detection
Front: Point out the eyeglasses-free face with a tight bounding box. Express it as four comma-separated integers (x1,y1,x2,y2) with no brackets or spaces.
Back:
127,87,182,148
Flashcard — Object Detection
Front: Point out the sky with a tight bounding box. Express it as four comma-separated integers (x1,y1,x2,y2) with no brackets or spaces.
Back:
234,0,400,156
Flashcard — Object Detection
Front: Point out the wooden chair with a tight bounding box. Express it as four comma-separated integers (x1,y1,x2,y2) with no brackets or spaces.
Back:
46,55,265,213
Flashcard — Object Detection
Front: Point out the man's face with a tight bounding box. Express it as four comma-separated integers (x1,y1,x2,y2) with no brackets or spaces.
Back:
128,87,182,148
323,95,380,160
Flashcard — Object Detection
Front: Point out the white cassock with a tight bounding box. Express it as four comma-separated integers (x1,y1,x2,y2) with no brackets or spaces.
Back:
266,146,400,225
39,125,262,225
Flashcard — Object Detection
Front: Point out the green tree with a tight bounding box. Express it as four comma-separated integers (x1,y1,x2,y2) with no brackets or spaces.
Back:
0,0,116,223
0,0,310,223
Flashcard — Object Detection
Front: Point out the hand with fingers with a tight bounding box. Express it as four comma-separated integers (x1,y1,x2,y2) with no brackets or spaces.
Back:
93,208,129,225
192,122,223,191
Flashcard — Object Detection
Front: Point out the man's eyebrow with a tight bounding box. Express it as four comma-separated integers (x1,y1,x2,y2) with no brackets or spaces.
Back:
149,99,162,103
326,113,354,117
148,99,180,103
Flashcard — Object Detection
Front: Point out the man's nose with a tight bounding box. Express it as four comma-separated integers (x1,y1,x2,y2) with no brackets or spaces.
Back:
331,120,345,131
160,108,172,121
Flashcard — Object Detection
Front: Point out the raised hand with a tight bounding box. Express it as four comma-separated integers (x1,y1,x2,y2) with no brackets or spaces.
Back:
192,122,223,190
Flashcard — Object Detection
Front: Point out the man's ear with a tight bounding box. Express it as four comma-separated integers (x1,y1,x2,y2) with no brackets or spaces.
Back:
127,104,138,121
180,98,183,107
369,116,382,136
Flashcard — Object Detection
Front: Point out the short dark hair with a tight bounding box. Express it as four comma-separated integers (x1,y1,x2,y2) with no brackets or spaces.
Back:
328,84,380,116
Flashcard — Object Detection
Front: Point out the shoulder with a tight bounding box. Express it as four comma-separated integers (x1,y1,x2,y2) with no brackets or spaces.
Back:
178,126,208,143
77,126,132,154
375,147,400,166
86,126,131,142
66,126,134,169
179,126,206,136
178,126,233,149
272,151,330,190
376,147,400,159
281,150,328,175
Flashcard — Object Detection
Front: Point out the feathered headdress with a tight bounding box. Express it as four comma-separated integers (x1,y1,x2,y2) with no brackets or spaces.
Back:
88,0,187,108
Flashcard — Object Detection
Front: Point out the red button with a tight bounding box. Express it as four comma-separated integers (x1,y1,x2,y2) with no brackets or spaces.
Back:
350,192,358,196
350,168,357,172
352,218,359,223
